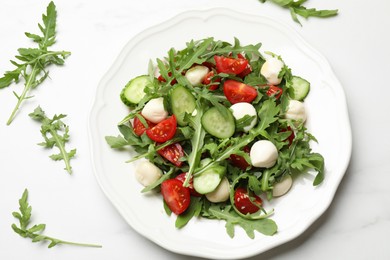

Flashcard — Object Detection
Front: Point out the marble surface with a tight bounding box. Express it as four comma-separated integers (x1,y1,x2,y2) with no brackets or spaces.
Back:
0,0,389,259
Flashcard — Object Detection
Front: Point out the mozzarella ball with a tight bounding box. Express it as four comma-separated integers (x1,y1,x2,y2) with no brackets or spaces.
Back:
205,177,230,203
141,97,168,123
185,65,209,86
135,160,163,187
260,57,284,85
285,100,307,124
272,175,293,197
250,140,278,168
230,102,258,132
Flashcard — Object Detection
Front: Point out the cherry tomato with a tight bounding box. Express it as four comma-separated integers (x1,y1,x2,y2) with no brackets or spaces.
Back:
214,55,249,75
281,126,295,146
146,115,177,143
157,72,177,85
161,179,191,215
229,146,251,170
234,187,262,214
223,80,258,104
236,54,252,78
157,143,184,167
266,85,283,99
132,114,156,136
202,71,221,90
175,172,201,197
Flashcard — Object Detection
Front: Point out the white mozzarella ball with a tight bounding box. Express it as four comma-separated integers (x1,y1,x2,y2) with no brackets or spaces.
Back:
141,97,168,123
272,175,293,197
185,65,209,86
135,160,163,187
260,57,284,85
205,177,230,203
250,140,278,168
230,102,258,132
285,100,307,124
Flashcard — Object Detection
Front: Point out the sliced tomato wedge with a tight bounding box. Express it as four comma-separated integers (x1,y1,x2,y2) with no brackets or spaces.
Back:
146,115,177,143
229,146,251,170
202,71,221,90
236,54,252,78
266,85,283,99
214,55,249,75
234,187,262,214
161,179,191,215
223,80,258,104
132,114,156,136
175,172,201,197
157,143,184,167
157,72,177,85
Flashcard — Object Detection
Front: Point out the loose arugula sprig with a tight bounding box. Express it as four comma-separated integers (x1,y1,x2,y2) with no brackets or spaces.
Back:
259,0,338,25
0,1,70,125
29,106,76,174
12,189,102,248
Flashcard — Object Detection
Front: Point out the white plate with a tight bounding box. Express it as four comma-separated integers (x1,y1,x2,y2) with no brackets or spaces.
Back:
88,8,352,259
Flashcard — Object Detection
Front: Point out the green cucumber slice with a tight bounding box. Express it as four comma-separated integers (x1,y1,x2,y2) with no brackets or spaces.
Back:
170,85,196,126
120,75,150,106
193,161,226,194
201,106,235,139
288,76,310,101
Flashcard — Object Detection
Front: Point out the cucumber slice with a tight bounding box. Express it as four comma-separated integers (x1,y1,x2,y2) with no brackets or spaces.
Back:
170,85,196,126
201,106,235,139
193,161,226,194
288,76,310,101
120,75,150,106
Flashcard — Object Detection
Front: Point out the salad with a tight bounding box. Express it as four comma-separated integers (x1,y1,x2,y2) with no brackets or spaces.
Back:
105,37,324,238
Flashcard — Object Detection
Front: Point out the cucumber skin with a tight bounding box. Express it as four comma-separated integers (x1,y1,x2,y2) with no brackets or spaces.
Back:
201,107,235,139
170,85,196,126
120,75,150,106
289,76,310,101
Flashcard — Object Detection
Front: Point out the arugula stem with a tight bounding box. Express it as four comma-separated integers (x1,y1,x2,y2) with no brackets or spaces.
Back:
6,64,39,125
49,238,102,248
49,128,72,173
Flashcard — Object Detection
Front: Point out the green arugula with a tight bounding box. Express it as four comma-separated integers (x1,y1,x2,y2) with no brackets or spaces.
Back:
259,0,338,25
12,189,102,248
29,106,76,174
0,1,70,125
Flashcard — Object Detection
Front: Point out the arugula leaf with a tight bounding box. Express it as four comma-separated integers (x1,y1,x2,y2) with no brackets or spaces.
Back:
12,189,102,248
29,106,76,174
259,0,338,25
207,205,277,238
175,197,203,228
0,1,70,125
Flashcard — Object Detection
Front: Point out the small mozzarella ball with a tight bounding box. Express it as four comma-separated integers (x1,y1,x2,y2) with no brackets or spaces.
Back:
260,57,284,85
135,160,163,187
230,102,258,132
185,65,209,86
250,140,278,168
205,177,230,203
272,175,293,197
141,97,168,123
285,100,307,124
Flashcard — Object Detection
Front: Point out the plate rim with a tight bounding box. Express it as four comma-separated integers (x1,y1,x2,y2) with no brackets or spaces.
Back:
88,7,352,259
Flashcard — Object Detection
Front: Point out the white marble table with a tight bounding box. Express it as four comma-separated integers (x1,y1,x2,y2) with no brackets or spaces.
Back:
0,1,389,259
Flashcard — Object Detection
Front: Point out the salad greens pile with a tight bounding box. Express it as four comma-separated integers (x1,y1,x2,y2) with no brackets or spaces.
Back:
106,37,324,238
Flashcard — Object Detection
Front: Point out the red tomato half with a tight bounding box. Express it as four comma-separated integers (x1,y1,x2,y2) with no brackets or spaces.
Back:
229,146,251,170
234,187,262,214
175,173,201,197
214,55,249,75
223,80,258,104
132,114,156,136
266,85,283,99
146,115,177,143
157,143,184,167
161,179,191,215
